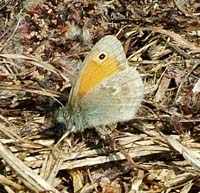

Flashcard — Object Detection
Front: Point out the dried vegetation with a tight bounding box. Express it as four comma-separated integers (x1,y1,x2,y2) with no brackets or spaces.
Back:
0,0,200,192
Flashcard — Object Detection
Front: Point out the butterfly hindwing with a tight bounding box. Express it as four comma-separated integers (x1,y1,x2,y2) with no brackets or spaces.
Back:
80,68,144,128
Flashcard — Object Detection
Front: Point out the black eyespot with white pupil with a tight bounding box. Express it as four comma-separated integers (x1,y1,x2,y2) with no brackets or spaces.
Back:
98,52,106,60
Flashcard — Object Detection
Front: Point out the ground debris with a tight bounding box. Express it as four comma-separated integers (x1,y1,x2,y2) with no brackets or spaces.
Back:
0,0,200,192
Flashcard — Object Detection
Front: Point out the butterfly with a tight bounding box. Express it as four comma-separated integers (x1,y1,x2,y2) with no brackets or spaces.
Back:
55,35,144,132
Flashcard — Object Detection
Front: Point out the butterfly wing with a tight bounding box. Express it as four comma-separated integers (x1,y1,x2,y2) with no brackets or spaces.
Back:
69,35,128,111
80,67,144,128
67,35,144,130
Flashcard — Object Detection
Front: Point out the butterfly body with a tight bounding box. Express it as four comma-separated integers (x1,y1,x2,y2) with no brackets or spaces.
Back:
56,35,144,132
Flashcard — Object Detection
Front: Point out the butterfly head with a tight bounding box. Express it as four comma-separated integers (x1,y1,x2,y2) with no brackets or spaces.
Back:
55,106,88,132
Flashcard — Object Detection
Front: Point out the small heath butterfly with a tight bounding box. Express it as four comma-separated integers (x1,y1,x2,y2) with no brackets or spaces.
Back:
56,35,144,132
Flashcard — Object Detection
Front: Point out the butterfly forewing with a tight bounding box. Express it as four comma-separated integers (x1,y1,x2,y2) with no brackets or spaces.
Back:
69,35,128,111
78,54,122,96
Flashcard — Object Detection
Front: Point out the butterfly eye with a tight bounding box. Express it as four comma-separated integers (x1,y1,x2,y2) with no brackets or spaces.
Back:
98,52,107,60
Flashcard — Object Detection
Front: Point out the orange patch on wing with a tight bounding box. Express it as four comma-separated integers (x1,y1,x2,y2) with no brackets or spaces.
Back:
78,56,121,96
